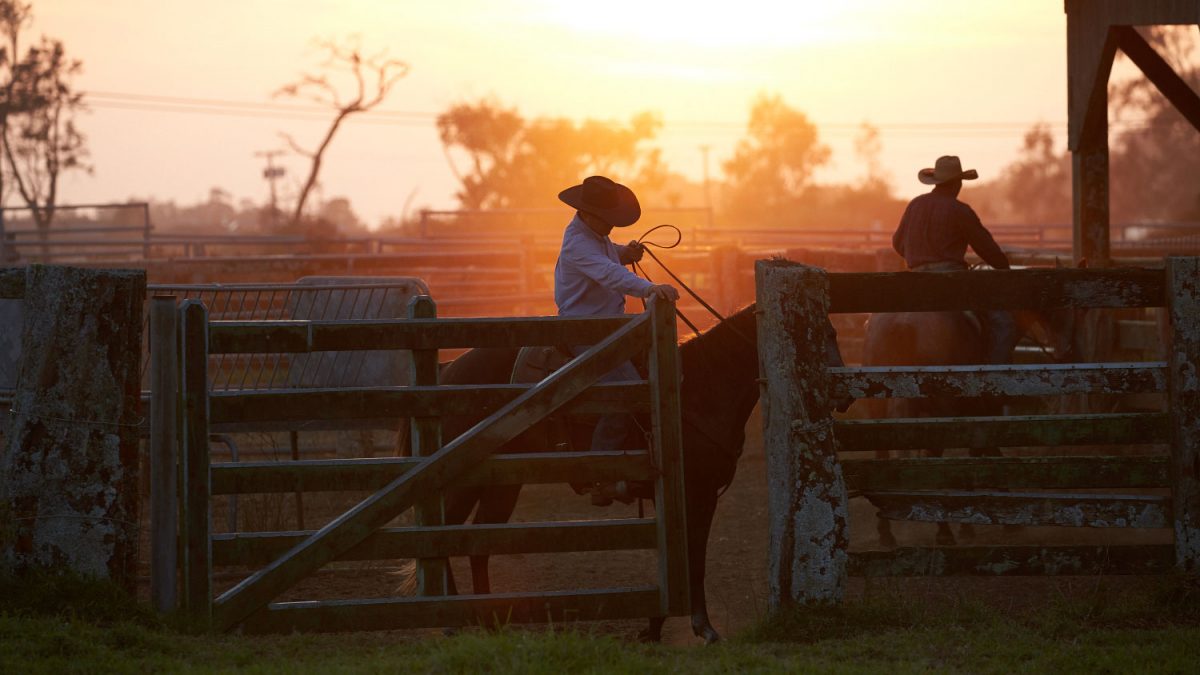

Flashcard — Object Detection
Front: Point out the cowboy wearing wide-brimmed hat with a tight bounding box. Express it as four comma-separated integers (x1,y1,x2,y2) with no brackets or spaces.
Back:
893,155,1016,363
554,176,677,505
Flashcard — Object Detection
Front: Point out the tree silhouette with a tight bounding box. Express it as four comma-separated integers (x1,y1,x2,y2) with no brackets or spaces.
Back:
1108,26,1200,223
275,37,407,228
436,98,667,213
0,0,89,244
721,93,829,227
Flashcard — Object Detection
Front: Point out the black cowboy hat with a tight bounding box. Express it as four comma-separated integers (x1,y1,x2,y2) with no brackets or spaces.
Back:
558,175,641,228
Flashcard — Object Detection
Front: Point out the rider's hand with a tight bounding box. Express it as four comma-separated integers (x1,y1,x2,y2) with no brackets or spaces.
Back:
624,240,645,263
645,284,679,302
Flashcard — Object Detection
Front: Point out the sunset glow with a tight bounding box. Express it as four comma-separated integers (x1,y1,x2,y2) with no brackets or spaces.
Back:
534,1,879,48
33,0,1072,225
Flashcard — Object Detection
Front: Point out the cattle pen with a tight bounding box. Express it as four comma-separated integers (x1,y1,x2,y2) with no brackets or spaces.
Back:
756,257,1199,607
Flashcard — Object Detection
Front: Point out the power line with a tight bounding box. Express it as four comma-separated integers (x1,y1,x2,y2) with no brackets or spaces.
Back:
79,89,1173,136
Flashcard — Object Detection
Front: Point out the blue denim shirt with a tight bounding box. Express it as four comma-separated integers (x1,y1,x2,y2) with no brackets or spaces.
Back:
554,214,653,317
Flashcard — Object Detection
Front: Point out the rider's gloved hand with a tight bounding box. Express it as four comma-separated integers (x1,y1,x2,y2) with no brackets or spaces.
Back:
645,284,679,302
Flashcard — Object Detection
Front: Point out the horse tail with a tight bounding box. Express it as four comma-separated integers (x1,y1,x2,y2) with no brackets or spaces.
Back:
395,418,411,457
391,559,418,595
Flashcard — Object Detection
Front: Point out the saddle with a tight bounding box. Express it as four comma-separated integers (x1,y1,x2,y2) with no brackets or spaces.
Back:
511,345,578,456
511,345,573,386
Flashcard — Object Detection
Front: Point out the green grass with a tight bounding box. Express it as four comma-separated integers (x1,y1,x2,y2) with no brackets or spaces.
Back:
2,572,1199,674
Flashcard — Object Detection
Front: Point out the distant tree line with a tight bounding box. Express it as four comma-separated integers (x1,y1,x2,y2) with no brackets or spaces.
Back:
25,21,1197,240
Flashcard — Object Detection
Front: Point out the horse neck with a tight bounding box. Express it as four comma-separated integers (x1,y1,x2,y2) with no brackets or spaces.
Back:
680,306,761,421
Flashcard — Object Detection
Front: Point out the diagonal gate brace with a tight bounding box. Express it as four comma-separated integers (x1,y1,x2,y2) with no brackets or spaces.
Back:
213,314,651,631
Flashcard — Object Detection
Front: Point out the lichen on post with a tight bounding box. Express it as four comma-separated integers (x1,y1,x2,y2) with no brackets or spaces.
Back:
1166,257,1200,573
755,259,848,608
0,265,146,589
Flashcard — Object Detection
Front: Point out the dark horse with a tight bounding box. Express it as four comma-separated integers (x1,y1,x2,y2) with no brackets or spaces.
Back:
408,304,770,644
861,305,1080,546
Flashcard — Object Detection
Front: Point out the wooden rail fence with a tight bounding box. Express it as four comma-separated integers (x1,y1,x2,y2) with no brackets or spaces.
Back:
755,259,1199,607
154,295,690,633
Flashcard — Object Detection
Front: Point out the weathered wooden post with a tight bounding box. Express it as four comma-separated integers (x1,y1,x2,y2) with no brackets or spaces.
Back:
755,259,848,608
180,299,212,623
0,266,145,589
1166,256,1200,573
408,295,447,595
150,295,179,612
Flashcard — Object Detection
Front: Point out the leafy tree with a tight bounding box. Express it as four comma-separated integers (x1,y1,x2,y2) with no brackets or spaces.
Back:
720,93,829,227
999,123,1071,225
0,0,89,242
275,37,408,228
436,98,668,213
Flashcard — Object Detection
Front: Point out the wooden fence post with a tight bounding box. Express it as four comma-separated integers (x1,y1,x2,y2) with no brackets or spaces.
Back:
755,259,848,608
648,296,689,615
1167,257,1200,573
180,299,212,623
150,295,179,612
409,295,447,595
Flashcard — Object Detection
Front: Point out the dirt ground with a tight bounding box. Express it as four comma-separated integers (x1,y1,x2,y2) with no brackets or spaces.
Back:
149,404,1172,646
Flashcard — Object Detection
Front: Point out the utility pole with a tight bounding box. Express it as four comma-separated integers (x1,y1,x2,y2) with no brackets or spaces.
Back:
255,150,286,229
699,144,713,228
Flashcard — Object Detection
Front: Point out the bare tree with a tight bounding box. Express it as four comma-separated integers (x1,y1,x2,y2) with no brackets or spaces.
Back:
275,37,408,227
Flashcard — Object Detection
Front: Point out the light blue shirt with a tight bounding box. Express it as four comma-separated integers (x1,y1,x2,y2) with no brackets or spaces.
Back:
554,214,653,317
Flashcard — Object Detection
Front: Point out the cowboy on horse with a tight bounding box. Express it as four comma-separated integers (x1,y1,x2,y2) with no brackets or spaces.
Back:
892,155,1017,363
554,175,679,504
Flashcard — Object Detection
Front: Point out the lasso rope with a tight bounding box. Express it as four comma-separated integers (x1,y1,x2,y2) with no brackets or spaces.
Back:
630,224,755,346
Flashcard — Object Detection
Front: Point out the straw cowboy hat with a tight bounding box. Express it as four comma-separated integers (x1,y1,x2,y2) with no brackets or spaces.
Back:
558,175,641,228
918,155,979,185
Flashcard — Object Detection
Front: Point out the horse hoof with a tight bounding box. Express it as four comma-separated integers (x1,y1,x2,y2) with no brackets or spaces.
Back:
696,626,721,645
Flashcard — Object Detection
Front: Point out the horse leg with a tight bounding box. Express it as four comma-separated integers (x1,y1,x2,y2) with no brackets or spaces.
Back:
430,489,483,597
685,490,722,644
468,485,522,596
639,489,720,644
926,447,957,546
875,449,898,548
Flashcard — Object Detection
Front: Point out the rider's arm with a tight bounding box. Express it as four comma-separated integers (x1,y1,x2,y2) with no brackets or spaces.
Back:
562,239,655,298
960,205,1011,270
892,203,911,259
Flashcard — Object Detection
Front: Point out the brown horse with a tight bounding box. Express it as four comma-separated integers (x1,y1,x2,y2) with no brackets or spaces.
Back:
861,306,1080,547
400,304,808,643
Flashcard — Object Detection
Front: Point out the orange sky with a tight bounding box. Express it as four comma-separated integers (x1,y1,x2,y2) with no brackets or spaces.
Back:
35,0,1074,228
